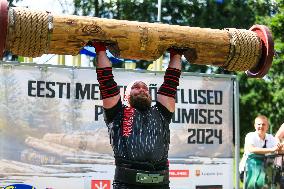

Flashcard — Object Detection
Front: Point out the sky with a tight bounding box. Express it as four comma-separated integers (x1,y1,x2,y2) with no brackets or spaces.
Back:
15,0,74,14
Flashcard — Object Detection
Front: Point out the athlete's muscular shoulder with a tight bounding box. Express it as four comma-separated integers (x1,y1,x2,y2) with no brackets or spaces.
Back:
103,98,123,124
155,101,173,123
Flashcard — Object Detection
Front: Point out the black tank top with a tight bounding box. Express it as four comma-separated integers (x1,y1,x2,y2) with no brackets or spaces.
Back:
104,99,172,165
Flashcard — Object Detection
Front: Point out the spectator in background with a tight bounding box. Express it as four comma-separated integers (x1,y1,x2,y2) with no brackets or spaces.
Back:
239,115,282,188
273,123,284,181
275,123,284,143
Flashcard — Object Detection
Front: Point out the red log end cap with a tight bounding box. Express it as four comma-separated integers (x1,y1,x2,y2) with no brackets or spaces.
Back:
0,0,8,58
246,25,274,78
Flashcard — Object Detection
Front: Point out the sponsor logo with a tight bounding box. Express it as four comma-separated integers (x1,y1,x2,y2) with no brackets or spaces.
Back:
91,180,111,189
122,107,135,137
195,169,201,176
195,169,223,177
196,185,223,189
169,170,189,177
3,184,36,189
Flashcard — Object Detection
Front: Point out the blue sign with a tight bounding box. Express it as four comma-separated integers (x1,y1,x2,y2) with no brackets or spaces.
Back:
80,47,125,64
3,184,36,189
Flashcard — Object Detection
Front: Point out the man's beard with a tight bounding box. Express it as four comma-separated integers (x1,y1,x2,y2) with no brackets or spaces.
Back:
129,93,151,111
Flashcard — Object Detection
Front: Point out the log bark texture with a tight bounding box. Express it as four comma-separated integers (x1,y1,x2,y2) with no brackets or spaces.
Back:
49,15,231,65
4,7,264,72
24,136,98,157
42,130,112,154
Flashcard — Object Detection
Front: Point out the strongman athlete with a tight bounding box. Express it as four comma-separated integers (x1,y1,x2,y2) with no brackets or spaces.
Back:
93,41,182,189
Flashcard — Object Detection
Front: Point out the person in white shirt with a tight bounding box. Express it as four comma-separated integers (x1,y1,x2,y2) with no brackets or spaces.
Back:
274,123,284,179
275,123,284,143
239,115,282,188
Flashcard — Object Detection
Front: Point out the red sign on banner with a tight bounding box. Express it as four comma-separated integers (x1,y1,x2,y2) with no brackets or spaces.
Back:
169,170,190,177
91,180,111,189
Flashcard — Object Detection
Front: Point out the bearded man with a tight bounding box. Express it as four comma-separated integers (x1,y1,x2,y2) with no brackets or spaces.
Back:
93,41,182,189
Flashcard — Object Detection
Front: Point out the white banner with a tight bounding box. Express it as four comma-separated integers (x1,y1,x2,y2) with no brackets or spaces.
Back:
0,64,235,189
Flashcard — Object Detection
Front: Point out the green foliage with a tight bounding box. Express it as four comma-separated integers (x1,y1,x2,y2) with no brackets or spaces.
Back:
265,0,284,133
73,0,158,21
72,0,270,28
270,0,284,41
195,0,255,29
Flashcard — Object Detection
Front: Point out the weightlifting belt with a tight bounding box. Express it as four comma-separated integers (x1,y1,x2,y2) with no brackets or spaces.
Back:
114,166,169,185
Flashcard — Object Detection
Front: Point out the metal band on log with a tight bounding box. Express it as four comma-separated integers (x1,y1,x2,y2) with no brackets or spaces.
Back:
0,0,274,77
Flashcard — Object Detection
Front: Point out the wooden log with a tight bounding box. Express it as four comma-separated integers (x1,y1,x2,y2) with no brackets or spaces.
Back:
0,0,274,77
21,148,114,165
42,129,113,154
0,159,60,174
21,148,62,165
24,136,99,157
49,16,230,65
